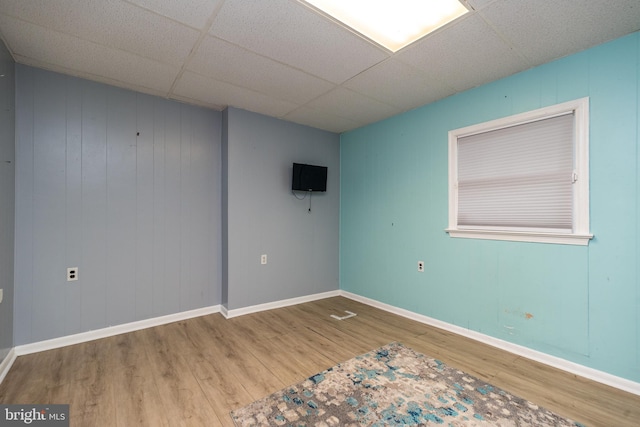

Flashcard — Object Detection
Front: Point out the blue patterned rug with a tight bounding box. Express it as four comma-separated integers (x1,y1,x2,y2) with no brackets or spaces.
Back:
231,342,584,426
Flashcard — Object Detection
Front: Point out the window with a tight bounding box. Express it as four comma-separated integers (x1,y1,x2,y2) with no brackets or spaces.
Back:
447,98,592,245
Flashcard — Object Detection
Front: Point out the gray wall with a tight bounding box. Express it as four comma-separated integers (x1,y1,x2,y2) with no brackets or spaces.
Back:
224,107,340,310
12,66,338,344
221,108,229,308
14,65,221,345
0,39,15,362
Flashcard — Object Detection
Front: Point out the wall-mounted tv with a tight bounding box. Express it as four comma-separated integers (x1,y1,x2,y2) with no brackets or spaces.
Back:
292,163,327,192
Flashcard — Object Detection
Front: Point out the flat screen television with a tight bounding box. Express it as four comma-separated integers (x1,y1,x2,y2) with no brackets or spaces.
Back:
292,163,327,192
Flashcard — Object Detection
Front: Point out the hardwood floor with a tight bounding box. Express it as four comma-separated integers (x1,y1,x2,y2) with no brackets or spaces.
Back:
1,296,639,426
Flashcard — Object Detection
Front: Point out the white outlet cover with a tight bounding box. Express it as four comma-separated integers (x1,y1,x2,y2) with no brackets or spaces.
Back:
261,254,267,265
0,288,3,304
67,267,79,281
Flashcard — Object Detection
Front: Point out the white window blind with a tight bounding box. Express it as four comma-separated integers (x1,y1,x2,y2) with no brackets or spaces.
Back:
456,113,574,232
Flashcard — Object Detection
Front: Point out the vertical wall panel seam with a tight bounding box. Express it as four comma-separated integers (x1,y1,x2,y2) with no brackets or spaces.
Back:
187,110,192,306
178,107,182,310
79,80,84,332
636,32,640,370
28,70,35,343
134,94,139,319
179,106,183,310
184,107,188,309
153,100,157,315
79,80,84,331
64,76,68,336
180,106,184,310
28,69,35,343
586,49,592,358
151,99,154,315
162,103,167,315
151,100,156,316
104,90,109,325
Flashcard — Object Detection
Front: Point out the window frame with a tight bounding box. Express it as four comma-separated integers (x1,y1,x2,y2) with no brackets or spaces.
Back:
446,97,592,245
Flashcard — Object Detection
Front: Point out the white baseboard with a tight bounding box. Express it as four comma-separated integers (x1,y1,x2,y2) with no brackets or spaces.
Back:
14,305,221,356
10,288,341,358
222,290,341,319
340,290,640,396
5,289,640,397
0,348,17,384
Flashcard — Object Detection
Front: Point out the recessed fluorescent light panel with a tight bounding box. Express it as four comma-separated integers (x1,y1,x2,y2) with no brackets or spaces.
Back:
302,0,469,52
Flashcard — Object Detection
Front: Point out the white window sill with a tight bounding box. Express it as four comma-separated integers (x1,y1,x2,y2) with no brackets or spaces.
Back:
445,229,593,246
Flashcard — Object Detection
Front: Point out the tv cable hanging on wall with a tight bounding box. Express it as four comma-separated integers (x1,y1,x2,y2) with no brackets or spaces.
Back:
292,189,314,213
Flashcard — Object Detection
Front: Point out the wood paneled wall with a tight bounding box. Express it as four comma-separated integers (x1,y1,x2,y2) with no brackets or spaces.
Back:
14,66,222,345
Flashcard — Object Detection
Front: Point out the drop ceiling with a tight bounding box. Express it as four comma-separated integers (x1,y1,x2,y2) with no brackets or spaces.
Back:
0,0,638,133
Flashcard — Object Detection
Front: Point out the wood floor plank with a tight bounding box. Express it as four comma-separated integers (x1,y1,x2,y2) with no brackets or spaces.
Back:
193,314,287,400
406,331,521,382
176,314,256,423
1,296,639,427
108,331,169,427
140,323,224,427
301,309,394,350
67,338,116,426
190,361,248,427
493,356,640,427
224,312,282,342
282,306,371,363
47,383,70,404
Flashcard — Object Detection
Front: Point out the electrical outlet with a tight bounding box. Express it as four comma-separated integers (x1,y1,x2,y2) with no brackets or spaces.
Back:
0,288,3,304
261,254,267,265
417,261,424,272
67,267,78,281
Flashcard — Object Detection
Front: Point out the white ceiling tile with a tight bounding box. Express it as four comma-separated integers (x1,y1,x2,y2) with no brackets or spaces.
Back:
395,14,530,92
0,15,180,93
284,106,362,133
466,0,497,11
1,0,639,133
173,71,299,118
343,59,457,111
306,87,402,125
125,0,223,29
208,0,389,84
480,0,640,64
187,36,335,105
0,0,200,65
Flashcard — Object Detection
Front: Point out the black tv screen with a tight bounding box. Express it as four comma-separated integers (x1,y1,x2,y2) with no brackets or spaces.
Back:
292,163,327,192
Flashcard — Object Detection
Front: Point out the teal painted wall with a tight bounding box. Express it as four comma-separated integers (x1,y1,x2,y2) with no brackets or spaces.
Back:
340,32,640,382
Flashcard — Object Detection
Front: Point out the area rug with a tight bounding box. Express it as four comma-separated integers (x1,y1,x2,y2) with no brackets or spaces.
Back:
231,342,584,426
